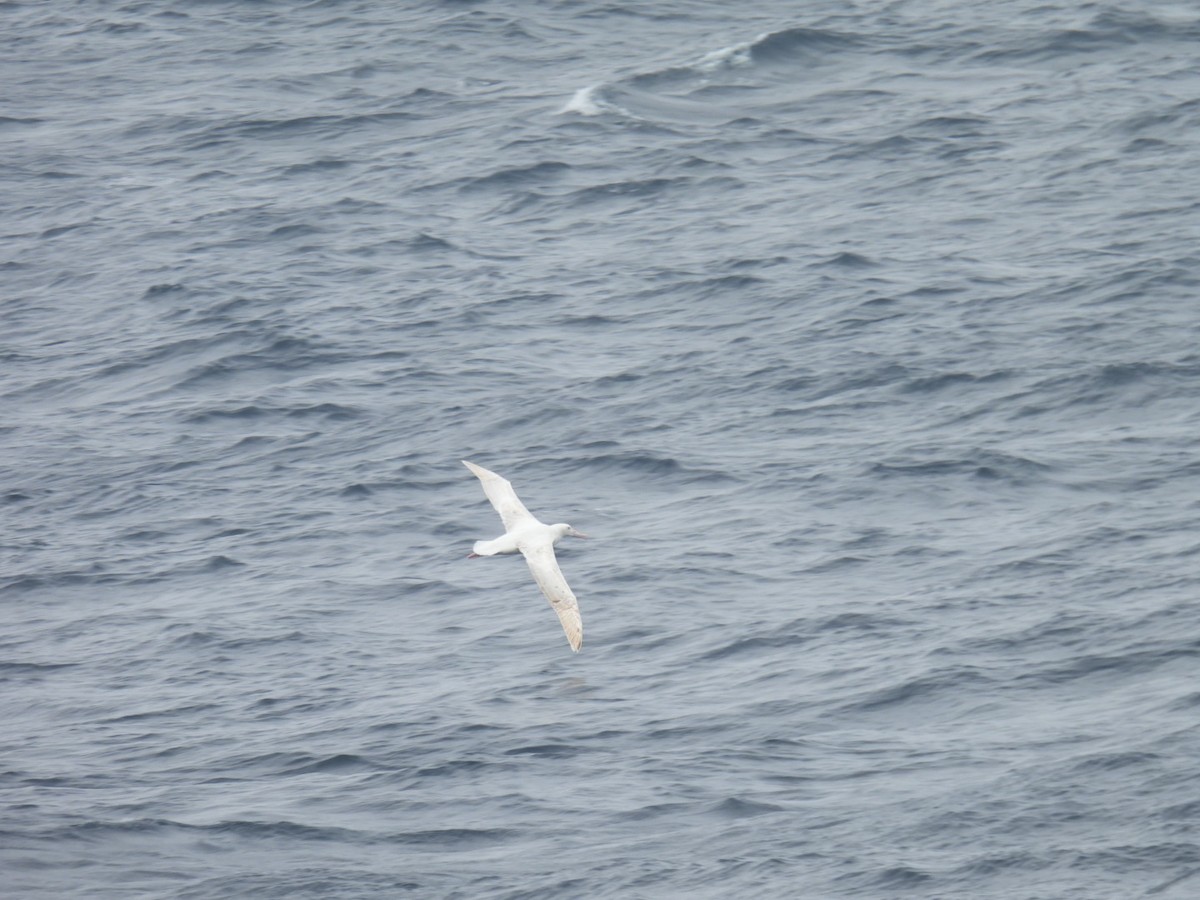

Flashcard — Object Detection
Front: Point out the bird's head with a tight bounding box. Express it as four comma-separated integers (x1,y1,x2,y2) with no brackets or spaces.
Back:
554,524,588,541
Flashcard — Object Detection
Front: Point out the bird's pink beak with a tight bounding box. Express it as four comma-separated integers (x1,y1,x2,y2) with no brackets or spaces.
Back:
567,528,588,539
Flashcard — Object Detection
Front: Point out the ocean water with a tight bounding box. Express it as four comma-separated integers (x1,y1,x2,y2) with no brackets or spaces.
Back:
4,0,1200,897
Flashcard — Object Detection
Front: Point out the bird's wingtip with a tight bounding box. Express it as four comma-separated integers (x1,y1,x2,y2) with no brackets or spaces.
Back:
463,459,499,479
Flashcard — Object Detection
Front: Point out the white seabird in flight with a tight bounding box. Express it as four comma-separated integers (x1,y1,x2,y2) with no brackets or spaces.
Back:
463,460,588,652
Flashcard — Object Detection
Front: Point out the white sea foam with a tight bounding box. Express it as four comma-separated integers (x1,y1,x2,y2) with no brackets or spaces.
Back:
560,85,605,116
695,35,760,72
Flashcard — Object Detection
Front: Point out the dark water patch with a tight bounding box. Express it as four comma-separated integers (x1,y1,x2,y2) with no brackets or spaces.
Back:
1095,360,1200,386
567,177,682,205
799,362,915,401
211,819,363,842
202,555,244,570
618,802,690,821
869,449,1051,483
13,815,358,845
801,554,868,573
189,112,415,148
685,274,768,297
504,743,580,759
908,114,991,136
815,612,910,633
749,27,863,64
558,313,628,327
164,626,316,655
224,630,315,650
3,571,117,594
1161,801,1200,822
391,578,456,597
140,282,188,299
210,527,252,539
185,168,233,183
182,403,357,424
1071,842,1200,870
1094,7,1200,40
900,283,962,299
899,370,1010,393
847,666,995,712
826,134,935,162
101,21,146,34
390,828,514,846
710,797,785,819
269,223,324,240
1118,98,1200,138
399,86,452,103
0,661,78,676
979,551,1081,579
1021,640,1200,686
287,754,377,775
288,402,364,420
698,632,810,662
458,160,571,192
215,752,354,780
580,452,737,484
168,629,222,649
408,232,453,254
629,65,705,91
403,232,509,258
725,254,790,271
175,871,423,899
1147,866,1200,896
1070,751,1161,773
815,251,878,269
280,158,352,175
865,866,933,889
99,703,218,724
772,372,818,393
40,220,94,239
583,452,680,476
48,818,192,841
174,340,344,388
1124,138,1175,155
329,196,390,214
489,400,581,432
416,758,493,778
971,27,1136,64
0,116,44,128
955,850,1052,877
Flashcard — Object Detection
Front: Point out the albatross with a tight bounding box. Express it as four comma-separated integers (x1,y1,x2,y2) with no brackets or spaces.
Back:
463,460,588,652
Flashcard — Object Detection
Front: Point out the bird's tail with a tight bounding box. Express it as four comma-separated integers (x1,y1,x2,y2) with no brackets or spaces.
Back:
472,536,520,556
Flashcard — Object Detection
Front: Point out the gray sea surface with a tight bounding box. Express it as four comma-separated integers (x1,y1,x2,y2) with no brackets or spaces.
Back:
4,1,1200,897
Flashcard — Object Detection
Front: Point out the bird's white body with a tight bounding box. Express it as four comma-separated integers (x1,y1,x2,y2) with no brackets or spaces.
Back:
462,461,587,652
472,521,574,559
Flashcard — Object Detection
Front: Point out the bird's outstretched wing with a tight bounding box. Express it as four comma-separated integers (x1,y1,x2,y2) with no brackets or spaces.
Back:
463,460,537,531
521,541,583,653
